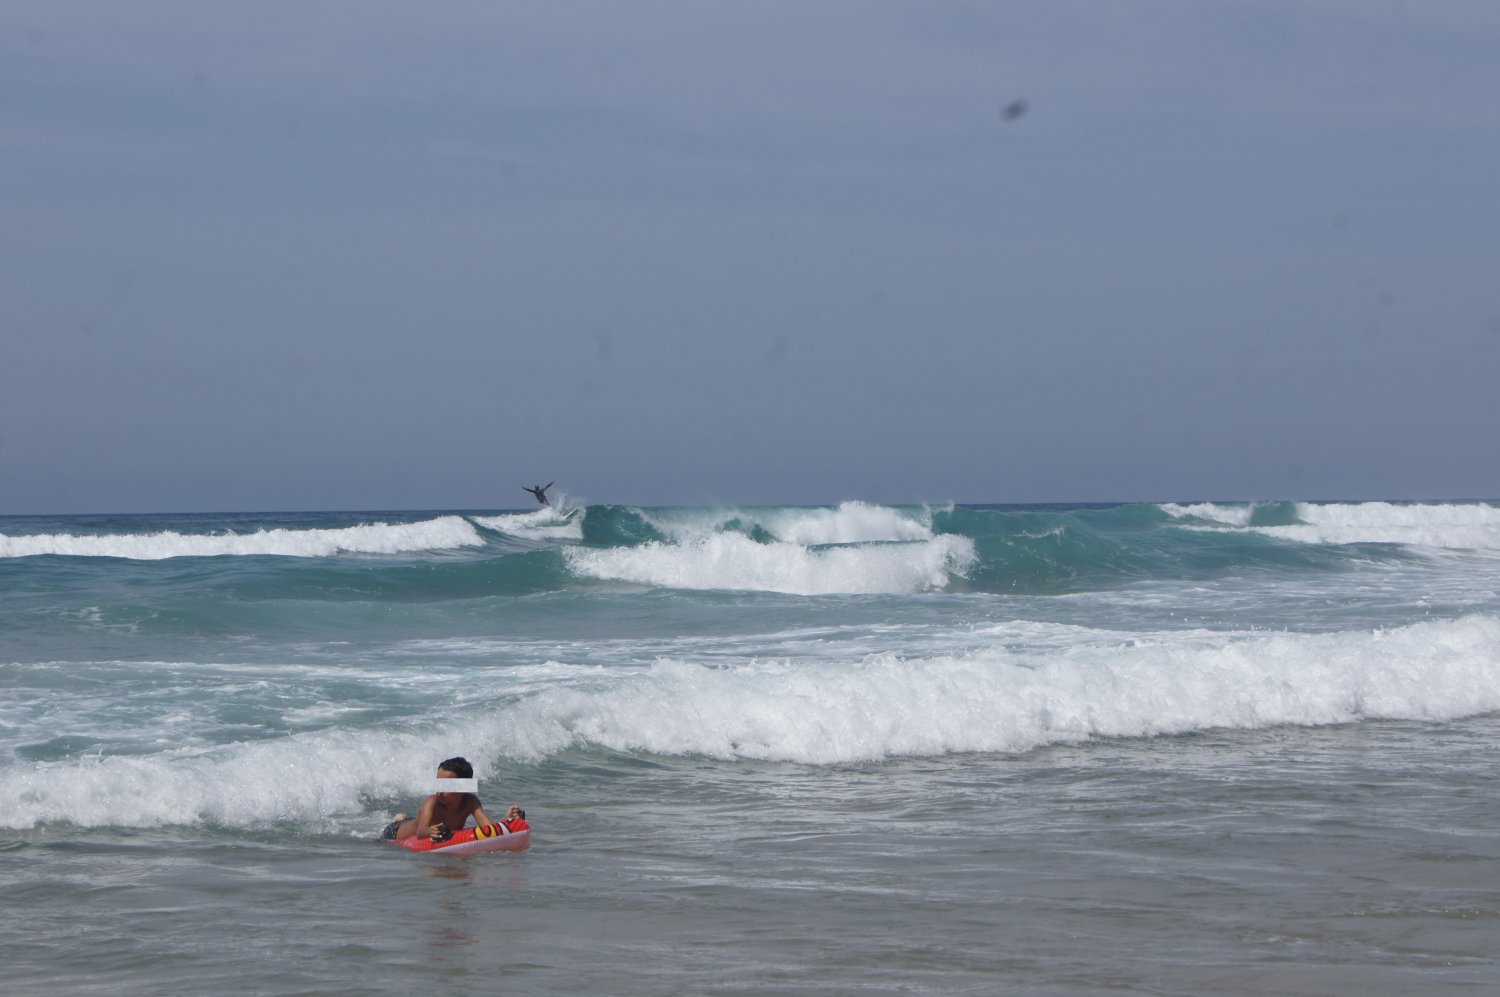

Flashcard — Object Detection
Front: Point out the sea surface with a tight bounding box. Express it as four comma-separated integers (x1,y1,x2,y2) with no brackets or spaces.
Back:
3,499,1500,994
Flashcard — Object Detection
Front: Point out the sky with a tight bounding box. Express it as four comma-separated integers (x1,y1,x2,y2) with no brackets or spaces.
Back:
3,1,1498,514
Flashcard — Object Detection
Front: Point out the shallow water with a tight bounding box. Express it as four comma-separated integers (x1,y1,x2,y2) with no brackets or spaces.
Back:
6,717,1499,994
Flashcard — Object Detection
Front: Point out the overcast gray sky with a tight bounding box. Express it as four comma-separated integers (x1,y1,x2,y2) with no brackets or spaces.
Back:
3,1,1498,514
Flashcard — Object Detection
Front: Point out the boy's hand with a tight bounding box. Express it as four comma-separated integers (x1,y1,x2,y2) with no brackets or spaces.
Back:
429,823,449,841
505,805,523,821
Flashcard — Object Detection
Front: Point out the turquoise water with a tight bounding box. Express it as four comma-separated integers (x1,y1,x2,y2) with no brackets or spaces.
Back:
4,500,1500,992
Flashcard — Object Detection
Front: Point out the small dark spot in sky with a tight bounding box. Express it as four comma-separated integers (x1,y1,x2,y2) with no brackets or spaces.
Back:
1001,99,1028,122
500,161,519,178
1331,211,1350,231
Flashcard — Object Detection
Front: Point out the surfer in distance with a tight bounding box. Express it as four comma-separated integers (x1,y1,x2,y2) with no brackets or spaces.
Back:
524,482,554,507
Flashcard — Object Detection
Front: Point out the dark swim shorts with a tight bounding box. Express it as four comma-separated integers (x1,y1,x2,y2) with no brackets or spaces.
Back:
380,819,402,840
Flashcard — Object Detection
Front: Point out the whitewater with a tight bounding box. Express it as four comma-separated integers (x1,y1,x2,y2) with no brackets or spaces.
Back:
3,499,1499,994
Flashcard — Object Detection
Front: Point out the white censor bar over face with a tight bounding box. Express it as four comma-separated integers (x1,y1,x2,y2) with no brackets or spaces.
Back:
433,778,478,794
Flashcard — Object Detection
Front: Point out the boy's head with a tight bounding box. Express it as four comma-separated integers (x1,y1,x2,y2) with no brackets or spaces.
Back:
434,757,477,799
435,756,476,798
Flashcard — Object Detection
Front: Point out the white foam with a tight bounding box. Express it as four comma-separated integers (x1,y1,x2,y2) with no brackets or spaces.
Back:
0,516,484,559
563,502,963,595
2,730,450,830
751,501,935,545
1161,502,1256,526
644,501,934,545
471,504,583,542
1163,501,1500,551
504,615,1500,763
7,615,1500,829
6,615,1499,829
563,531,976,595
1260,502,1500,550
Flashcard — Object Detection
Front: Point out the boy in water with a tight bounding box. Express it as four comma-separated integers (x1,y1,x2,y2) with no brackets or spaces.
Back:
382,756,523,842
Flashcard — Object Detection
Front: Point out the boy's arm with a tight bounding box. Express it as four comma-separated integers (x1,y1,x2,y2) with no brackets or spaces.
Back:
470,802,493,826
413,796,447,841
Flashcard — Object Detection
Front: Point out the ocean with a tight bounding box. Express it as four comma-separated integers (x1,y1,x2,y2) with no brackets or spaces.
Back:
3,499,1499,994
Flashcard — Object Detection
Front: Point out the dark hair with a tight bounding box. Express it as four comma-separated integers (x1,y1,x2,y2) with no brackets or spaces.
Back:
438,756,474,779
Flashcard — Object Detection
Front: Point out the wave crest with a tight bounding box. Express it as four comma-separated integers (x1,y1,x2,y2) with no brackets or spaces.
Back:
8,615,1499,828
564,531,975,595
0,516,483,559
1165,501,1500,550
